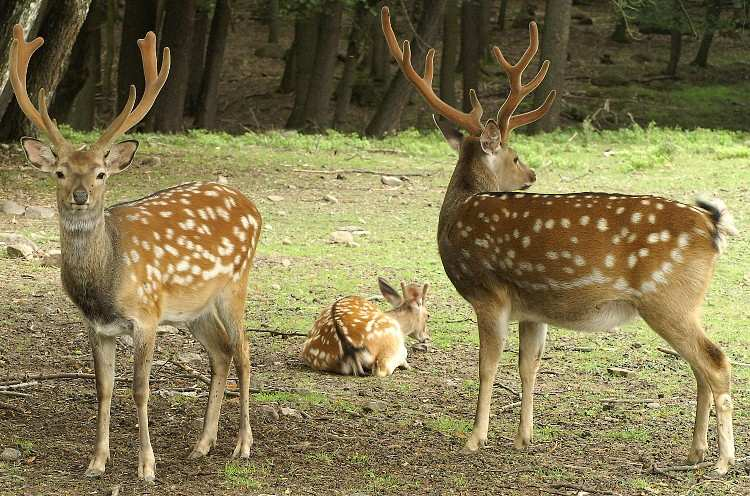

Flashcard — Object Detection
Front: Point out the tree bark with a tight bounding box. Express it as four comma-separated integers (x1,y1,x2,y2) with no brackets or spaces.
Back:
0,0,90,141
440,0,459,109
149,0,195,132
512,0,535,28
665,0,682,76
0,0,51,122
278,44,296,94
50,0,103,129
370,7,388,81
116,0,157,111
301,1,344,131
479,0,491,59
101,0,116,113
461,0,481,112
334,4,367,130
692,0,722,67
267,0,280,43
364,0,447,137
286,13,320,128
530,0,571,134
186,5,210,115
195,0,231,129
498,0,510,31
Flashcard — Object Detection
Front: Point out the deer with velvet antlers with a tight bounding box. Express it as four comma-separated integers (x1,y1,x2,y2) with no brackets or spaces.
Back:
381,7,737,475
9,25,262,481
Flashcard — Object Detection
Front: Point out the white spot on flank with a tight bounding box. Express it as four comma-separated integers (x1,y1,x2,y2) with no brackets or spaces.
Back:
533,219,543,232
628,253,637,268
546,251,559,260
648,213,656,224
545,219,555,229
615,206,625,215
596,218,608,232
677,233,690,248
640,199,651,206
522,236,531,248
631,212,642,224
638,248,649,257
579,216,590,226
604,254,615,268
561,218,571,228
573,255,586,266
647,233,659,244
660,230,671,242
507,249,516,259
656,203,664,210
641,281,657,293
614,277,628,291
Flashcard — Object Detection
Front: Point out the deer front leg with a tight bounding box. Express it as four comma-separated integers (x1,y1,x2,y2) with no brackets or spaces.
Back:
84,329,116,478
133,323,157,483
514,321,547,449
464,302,509,452
688,365,712,464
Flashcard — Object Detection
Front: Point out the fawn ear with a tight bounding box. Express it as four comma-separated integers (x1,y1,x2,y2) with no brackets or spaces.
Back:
21,137,57,172
433,115,463,153
105,140,139,174
421,283,429,304
378,277,403,307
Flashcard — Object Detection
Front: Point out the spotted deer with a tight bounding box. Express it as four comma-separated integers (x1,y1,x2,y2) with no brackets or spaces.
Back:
9,25,262,481
302,278,429,376
381,7,737,474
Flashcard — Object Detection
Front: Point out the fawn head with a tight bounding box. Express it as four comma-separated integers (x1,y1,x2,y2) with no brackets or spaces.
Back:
378,277,430,342
9,25,169,222
381,7,554,193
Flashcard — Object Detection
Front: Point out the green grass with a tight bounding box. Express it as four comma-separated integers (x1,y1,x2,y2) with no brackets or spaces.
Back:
426,416,473,437
223,461,271,490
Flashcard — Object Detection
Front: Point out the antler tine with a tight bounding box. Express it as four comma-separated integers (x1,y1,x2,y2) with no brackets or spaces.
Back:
92,31,170,152
494,21,556,145
9,24,72,153
381,6,483,136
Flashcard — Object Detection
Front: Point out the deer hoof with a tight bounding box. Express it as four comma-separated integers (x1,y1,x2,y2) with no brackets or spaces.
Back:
462,435,486,453
686,448,706,465
84,467,104,479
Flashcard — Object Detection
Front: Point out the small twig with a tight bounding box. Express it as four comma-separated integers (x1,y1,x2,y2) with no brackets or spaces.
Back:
0,372,129,386
730,360,750,368
651,455,750,474
292,168,430,177
0,401,24,413
496,383,520,399
657,346,680,357
247,328,307,338
0,381,39,390
677,0,698,38
398,0,430,50
0,390,31,398
600,398,660,404
497,401,522,412
551,482,622,496
171,359,239,397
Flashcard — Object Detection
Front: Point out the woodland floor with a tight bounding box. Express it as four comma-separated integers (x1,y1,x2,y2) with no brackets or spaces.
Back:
0,127,749,495
207,0,750,134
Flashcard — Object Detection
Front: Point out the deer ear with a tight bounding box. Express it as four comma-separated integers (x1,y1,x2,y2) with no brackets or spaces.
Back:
378,277,403,307
105,140,139,174
433,115,463,153
20,137,57,172
480,120,502,154
421,283,429,303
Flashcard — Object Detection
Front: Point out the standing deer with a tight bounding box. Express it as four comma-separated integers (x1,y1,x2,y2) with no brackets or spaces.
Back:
302,277,429,376
381,7,737,475
8,25,262,481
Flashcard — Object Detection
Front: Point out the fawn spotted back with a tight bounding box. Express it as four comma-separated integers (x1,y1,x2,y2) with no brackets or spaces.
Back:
381,6,738,476
302,278,429,376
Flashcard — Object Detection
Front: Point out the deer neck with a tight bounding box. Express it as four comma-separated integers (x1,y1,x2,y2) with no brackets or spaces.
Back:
384,307,412,337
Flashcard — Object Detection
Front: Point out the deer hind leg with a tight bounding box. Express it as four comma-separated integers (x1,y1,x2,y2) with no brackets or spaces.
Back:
187,309,233,459
84,329,116,478
464,300,510,453
514,321,547,450
641,310,735,475
132,321,157,482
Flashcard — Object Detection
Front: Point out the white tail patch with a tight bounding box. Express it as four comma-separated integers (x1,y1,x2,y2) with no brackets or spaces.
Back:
696,197,738,254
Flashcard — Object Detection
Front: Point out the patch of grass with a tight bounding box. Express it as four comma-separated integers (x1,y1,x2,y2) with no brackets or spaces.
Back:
223,461,271,490
15,439,33,456
305,451,334,465
252,390,328,407
426,416,472,437
602,428,651,443
535,425,569,442
348,452,369,466
363,469,402,492
451,474,468,488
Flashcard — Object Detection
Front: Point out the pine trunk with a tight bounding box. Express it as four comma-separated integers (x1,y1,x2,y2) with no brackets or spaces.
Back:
531,0,571,133
116,0,157,111
333,4,367,130
268,0,280,43
370,9,388,81
479,0,491,59
194,0,231,129
0,0,90,141
286,13,320,128
692,0,722,67
440,0,459,109
498,0,509,31
186,6,210,115
461,0,481,113
301,1,344,131
364,0,447,137
149,0,195,132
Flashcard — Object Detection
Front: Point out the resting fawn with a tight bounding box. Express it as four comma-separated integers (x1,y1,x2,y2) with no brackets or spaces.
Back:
381,6,737,475
302,278,429,376
9,25,261,481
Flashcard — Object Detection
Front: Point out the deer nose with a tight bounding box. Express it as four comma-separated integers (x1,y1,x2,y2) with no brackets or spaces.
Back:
72,190,88,205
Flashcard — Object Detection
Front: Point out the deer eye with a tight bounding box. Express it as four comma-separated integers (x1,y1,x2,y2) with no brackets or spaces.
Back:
55,171,65,179
513,157,519,164
97,172,106,180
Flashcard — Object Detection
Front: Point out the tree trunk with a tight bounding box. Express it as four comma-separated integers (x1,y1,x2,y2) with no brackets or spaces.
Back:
195,0,231,129
0,0,51,122
531,0,571,134
333,4,367,130
479,0,491,59
498,0,509,31
278,44,296,94
286,13,320,128
0,0,90,141
149,0,195,132
692,0,722,67
186,5,210,115
301,1,343,131
364,0,447,137
665,0,682,76
267,0,280,43
50,0,103,128
461,0,481,112
440,0,459,109
370,8,388,81
101,0,117,114
512,0,535,28
116,0,157,111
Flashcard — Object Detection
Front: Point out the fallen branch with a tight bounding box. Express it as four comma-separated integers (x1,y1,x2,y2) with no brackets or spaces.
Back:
247,328,307,338
600,398,660,404
497,401,522,412
171,359,240,397
651,455,750,474
0,401,24,413
0,372,128,386
551,482,622,496
496,383,520,399
292,168,431,177
0,381,39,390
657,346,680,357
0,390,30,398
